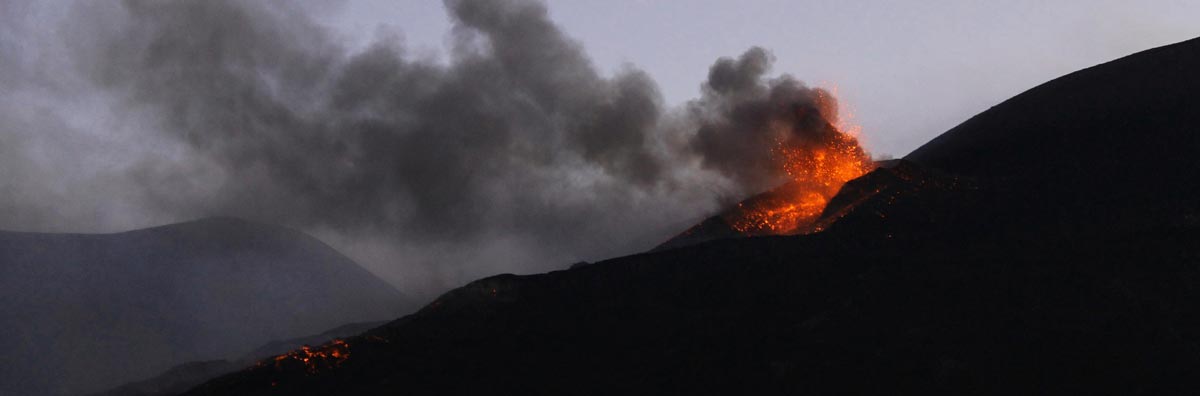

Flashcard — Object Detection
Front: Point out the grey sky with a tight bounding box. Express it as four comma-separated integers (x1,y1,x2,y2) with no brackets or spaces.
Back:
323,0,1200,157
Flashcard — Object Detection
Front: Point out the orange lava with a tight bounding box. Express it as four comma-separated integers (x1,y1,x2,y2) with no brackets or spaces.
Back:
728,190,830,234
725,92,874,235
265,339,351,374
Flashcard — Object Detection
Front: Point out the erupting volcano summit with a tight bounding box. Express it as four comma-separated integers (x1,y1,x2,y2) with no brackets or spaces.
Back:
660,88,876,250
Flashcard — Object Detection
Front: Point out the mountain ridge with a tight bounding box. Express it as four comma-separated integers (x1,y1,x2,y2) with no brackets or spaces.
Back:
0,217,412,396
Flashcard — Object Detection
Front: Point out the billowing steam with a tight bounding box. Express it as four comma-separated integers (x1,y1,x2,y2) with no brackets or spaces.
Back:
0,0,866,295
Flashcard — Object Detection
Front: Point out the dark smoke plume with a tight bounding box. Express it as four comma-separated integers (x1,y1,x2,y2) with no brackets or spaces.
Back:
1,0,863,294
688,47,850,193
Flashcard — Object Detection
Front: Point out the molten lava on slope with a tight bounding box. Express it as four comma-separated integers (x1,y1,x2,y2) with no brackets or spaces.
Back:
262,339,350,375
725,127,874,235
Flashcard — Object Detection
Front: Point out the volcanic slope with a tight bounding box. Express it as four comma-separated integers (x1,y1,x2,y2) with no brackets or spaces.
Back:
93,321,387,396
0,218,411,396
185,36,1200,395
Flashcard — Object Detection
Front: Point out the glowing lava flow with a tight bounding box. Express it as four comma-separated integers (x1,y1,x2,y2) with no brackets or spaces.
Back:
264,339,351,374
724,92,875,235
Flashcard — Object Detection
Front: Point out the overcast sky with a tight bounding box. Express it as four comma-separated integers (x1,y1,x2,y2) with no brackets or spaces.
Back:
3,0,1199,296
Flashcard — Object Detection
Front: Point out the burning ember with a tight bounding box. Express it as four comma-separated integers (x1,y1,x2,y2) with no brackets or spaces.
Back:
264,339,351,374
723,90,875,235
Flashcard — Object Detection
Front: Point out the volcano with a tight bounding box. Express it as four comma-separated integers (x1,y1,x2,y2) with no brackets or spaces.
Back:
0,218,412,396
182,36,1200,395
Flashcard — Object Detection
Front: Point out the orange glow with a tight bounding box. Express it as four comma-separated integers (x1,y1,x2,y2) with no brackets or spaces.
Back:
724,92,874,235
265,339,351,374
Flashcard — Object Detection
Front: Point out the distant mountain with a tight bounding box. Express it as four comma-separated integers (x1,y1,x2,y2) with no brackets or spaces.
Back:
184,37,1200,394
0,217,411,396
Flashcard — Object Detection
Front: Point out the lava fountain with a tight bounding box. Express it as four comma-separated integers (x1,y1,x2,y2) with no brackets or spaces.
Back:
723,88,875,235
